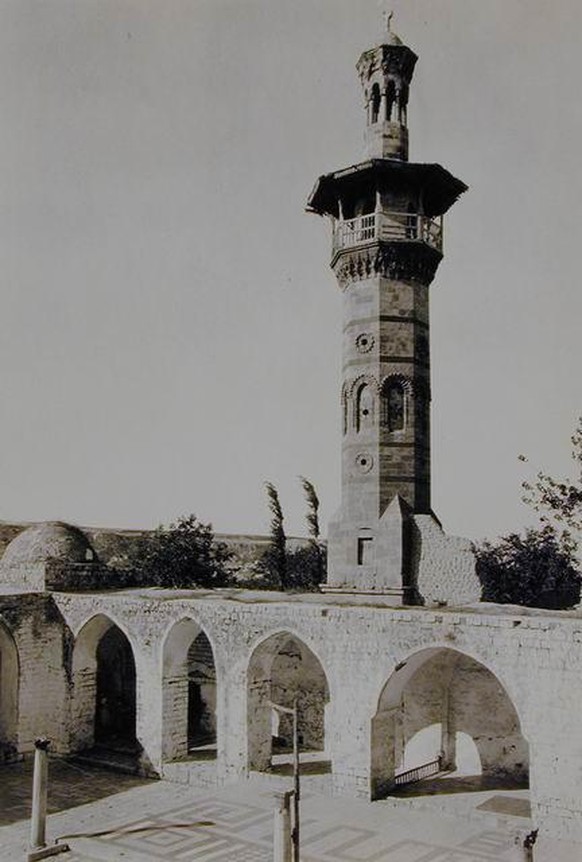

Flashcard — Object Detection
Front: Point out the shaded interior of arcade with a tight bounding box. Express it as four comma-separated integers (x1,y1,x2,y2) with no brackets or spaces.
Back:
247,632,331,776
371,647,529,800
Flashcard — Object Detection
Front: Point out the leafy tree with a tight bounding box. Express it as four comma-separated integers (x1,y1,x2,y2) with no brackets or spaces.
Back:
255,479,326,592
521,417,582,535
286,543,326,591
297,476,325,588
473,419,582,609
130,514,232,589
475,526,580,609
263,482,287,588
299,476,320,542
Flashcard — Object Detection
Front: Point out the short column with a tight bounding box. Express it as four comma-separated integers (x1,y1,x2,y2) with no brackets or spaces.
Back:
27,738,70,861
273,790,293,862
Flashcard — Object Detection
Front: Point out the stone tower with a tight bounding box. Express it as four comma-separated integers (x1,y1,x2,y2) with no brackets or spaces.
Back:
308,18,468,603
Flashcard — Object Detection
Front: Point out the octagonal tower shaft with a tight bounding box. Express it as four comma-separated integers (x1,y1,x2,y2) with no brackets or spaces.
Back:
307,21,466,599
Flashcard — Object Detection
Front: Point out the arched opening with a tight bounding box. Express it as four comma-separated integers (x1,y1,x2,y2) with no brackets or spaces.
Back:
247,632,330,775
370,83,381,124
402,724,482,777
162,619,217,763
386,79,396,121
71,615,138,758
95,626,136,746
371,648,529,800
0,621,19,762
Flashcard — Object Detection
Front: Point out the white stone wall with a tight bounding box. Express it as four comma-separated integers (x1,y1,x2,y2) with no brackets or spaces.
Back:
1,589,581,844
0,595,70,756
412,514,481,605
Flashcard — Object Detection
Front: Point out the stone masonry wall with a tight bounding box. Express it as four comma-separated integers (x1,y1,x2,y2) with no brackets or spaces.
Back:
0,594,70,756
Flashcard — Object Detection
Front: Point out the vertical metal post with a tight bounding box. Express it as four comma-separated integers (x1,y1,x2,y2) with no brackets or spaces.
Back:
291,699,300,862
268,700,300,862
30,738,50,850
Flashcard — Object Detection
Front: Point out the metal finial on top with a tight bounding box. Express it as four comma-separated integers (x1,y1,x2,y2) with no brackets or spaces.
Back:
383,9,394,32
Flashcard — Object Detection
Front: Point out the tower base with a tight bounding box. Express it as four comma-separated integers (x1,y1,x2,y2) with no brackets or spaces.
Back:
326,500,481,607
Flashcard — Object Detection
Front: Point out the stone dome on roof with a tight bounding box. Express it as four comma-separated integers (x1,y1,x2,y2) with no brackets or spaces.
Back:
1,521,96,567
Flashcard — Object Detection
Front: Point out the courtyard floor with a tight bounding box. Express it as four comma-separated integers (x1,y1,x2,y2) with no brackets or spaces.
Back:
0,759,577,861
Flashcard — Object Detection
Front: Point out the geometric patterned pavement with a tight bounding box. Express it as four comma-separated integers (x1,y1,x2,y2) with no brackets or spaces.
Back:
66,797,517,861
0,761,539,862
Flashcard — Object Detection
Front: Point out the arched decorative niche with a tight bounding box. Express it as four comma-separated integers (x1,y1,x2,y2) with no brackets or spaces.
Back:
350,375,378,433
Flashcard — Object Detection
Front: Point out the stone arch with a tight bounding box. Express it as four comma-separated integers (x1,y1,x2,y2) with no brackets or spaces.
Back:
402,724,482,777
348,373,379,400
370,647,528,799
0,620,19,761
161,617,217,762
247,631,330,773
71,613,138,754
341,382,349,435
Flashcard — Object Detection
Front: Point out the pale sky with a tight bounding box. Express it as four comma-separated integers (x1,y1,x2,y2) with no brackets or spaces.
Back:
0,0,580,543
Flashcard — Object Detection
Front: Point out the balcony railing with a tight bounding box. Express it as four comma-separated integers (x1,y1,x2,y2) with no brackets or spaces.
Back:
332,211,443,254
393,756,443,787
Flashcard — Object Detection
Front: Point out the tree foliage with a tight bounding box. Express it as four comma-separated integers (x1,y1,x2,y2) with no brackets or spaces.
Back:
298,475,324,588
521,418,582,535
474,419,582,609
254,479,325,592
130,514,232,589
475,526,580,609
299,476,320,541
286,543,326,591
264,482,287,588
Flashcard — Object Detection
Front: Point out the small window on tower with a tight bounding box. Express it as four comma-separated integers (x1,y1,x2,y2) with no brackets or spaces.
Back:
357,537,373,566
382,382,405,431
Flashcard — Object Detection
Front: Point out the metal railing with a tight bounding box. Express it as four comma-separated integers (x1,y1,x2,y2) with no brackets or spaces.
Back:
393,756,442,787
332,211,443,254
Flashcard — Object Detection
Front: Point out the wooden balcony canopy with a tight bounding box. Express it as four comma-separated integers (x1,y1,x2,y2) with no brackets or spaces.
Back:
307,159,467,219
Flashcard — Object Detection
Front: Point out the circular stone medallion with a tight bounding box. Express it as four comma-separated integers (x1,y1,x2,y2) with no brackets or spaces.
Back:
355,333,374,353
355,453,373,473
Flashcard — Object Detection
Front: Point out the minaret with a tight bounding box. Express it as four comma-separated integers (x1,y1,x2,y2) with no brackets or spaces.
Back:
307,16,467,602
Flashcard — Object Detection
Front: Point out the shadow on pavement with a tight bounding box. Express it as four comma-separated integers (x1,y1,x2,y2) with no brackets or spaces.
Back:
0,758,153,827
390,773,528,798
